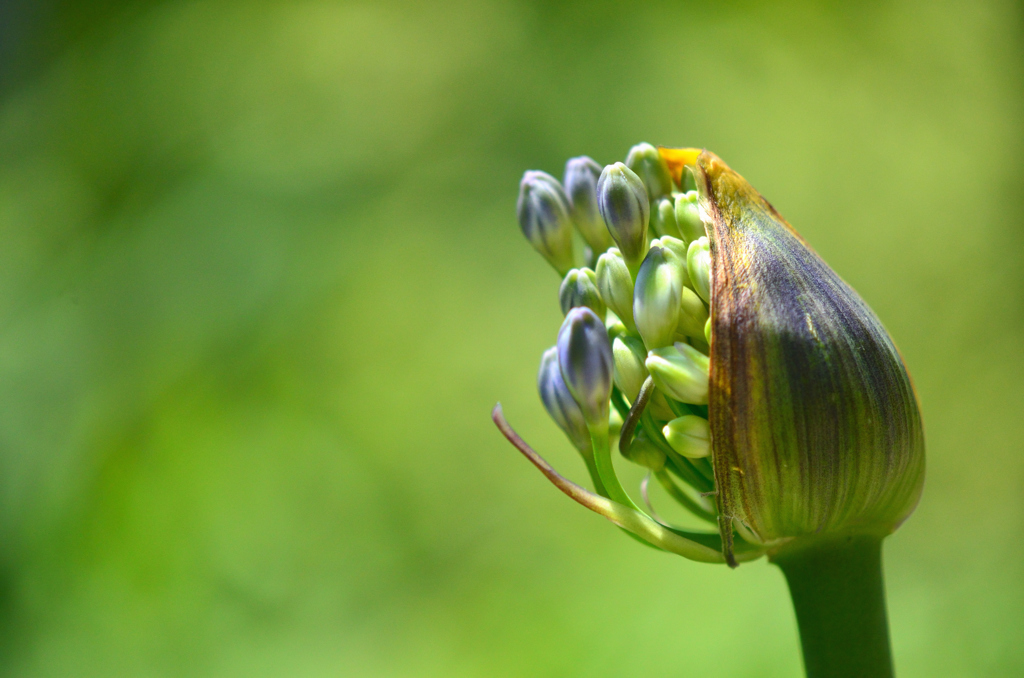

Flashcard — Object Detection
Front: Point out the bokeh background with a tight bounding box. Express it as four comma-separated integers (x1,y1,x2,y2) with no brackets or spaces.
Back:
0,0,1022,676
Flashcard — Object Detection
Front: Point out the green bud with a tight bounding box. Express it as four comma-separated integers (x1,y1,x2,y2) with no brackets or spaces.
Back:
625,142,674,202
595,248,636,332
704,317,711,344
651,235,691,288
564,156,614,254
611,334,676,420
559,268,606,318
612,335,648,403
634,246,685,349
557,307,614,426
537,347,591,451
662,415,711,458
687,236,712,303
621,429,666,471
517,171,576,275
675,286,709,339
597,162,649,273
674,190,706,245
649,197,682,239
609,406,623,438
605,314,627,341
645,343,710,405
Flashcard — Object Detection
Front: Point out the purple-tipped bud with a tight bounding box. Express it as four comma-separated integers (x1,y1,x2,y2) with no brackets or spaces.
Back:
625,142,675,202
564,156,614,255
517,170,576,275
557,307,613,427
559,268,606,318
597,163,649,273
537,347,591,451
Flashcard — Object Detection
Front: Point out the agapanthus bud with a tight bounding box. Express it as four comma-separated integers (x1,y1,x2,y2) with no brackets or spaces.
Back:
564,157,614,254
660,146,925,559
517,170,576,275
674,190,705,244
597,163,649,273
557,307,613,427
645,343,709,405
595,248,636,332
609,407,623,438
687,236,712,303
649,197,682,239
651,235,688,263
604,315,627,340
498,145,926,576
612,335,648,403
662,415,711,458
621,429,666,471
611,334,676,420
559,268,606,318
625,142,674,202
537,347,591,452
675,286,709,340
633,246,685,349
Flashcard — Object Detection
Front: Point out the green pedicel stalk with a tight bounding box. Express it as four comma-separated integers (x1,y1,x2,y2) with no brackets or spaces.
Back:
773,535,894,678
500,144,924,678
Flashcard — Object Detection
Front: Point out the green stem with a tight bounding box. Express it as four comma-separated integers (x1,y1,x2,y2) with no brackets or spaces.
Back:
772,535,895,678
652,469,716,524
578,452,608,498
590,426,640,510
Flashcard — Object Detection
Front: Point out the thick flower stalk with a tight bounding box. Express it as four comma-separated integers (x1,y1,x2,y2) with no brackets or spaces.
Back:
495,144,925,678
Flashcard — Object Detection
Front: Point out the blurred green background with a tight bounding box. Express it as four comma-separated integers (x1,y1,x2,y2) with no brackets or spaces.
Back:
0,0,1022,676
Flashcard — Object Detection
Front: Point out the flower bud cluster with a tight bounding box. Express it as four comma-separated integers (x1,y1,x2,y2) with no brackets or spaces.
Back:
507,144,924,568
518,144,717,533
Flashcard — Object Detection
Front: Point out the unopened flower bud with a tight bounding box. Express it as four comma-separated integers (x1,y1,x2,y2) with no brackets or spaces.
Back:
609,407,623,438
605,315,627,341
649,197,682,239
537,347,591,451
612,335,648,403
597,163,649,273
651,236,691,287
595,248,636,332
645,343,710,405
559,268,606,318
500,147,927,570
625,142,674,202
674,190,706,245
676,286,709,340
557,307,613,427
663,147,925,560
517,170,576,275
634,246,686,349
663,415,711,458
621,429,666,471
687,236,712,303
564,157,614,254
612,334,675,419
